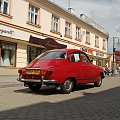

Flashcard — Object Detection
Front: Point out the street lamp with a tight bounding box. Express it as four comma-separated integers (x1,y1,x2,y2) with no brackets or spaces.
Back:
112,37,120,76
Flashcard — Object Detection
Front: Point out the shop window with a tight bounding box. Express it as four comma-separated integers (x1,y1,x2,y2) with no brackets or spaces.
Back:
97,60,102,67
27,46,42,64
0,41,16,67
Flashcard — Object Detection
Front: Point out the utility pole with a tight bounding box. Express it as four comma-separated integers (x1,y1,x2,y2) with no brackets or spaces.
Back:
112,37,119,76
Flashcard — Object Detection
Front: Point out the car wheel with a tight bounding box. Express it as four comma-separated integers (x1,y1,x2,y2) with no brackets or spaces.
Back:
94,75,102,87
61,78,74,94
29,84,42,91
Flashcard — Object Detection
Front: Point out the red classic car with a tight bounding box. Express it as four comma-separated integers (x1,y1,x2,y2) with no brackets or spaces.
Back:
17,49,105,94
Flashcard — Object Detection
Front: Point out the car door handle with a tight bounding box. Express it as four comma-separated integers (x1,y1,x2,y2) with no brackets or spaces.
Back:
82,65,86,67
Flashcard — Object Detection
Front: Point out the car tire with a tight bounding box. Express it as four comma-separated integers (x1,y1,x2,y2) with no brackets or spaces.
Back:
29,84,42,91
94,75,102,87
61,78,74,94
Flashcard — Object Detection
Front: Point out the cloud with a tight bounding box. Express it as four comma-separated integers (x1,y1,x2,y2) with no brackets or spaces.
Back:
115,26,120,33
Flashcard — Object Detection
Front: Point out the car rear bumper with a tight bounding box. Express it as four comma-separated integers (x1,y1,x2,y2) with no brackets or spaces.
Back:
17,77,41,83
17,77,57,84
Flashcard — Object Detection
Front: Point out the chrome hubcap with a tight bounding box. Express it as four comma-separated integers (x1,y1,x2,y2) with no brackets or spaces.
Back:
98,77,102,85
64,80,72,90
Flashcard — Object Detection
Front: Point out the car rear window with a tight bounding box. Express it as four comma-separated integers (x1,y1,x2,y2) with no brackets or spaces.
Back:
37,51,66,59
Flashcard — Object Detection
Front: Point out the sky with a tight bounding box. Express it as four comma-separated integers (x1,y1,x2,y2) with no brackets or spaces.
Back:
51,0,120,53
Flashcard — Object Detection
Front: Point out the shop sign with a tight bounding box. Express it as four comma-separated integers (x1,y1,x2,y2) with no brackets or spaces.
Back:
88,49,93,54
81,47,93,54
96,52,104,57
0,25,14,37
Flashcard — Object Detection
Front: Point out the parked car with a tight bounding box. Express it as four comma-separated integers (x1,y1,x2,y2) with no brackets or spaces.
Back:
17,49,105,94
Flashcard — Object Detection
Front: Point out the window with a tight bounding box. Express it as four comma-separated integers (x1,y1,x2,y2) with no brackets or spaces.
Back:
76,26,80,40
97,60,102,67
28,4,39,25
103,40,106,50
95,36,99,47
86,31,90,44
70,53,80,62
51,15,59,32
0,41,16,67
70,52,90,62
0,0,8,14
65,21,71,37
37,51,66,60
27,46,42,64
80,53,90,62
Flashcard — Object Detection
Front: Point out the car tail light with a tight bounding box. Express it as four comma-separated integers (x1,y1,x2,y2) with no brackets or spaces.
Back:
18,69,22,77
45,68,53,77
18,69,22,74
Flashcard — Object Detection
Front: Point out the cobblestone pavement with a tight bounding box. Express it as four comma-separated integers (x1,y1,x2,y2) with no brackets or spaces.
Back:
0,75,120,120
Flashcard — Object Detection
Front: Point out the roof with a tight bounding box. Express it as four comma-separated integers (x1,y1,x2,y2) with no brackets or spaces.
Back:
47,0,109,36
48,48,85,54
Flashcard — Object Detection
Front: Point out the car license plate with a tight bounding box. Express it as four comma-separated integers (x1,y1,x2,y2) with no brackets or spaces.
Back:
27,69,40,75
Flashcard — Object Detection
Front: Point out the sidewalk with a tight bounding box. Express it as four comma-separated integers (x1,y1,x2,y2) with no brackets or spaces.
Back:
0,75,18,82
0,68,18,75
0,75,22,88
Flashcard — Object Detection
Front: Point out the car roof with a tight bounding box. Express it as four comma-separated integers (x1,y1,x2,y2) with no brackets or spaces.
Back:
48,49,85,54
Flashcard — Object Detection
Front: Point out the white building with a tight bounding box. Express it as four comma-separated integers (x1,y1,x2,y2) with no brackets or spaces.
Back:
0,0,109,75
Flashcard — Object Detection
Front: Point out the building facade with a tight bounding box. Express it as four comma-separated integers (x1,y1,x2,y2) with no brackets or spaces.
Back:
0,0,109,75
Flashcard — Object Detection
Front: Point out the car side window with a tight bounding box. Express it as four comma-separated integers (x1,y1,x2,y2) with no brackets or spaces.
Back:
70,53,80,62
80,53,90,62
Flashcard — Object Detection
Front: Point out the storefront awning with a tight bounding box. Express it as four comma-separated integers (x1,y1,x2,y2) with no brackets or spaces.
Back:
29,35,67,50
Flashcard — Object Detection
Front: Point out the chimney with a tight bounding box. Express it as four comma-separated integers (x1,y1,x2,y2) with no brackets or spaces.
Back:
68,8,75,14
80,14,86,19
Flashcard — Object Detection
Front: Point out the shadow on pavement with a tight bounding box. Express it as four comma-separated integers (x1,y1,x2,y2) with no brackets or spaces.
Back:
0,86,120,120
14,84,94,95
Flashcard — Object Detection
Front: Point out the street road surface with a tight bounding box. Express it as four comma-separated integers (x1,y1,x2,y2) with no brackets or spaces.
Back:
0,75,120,120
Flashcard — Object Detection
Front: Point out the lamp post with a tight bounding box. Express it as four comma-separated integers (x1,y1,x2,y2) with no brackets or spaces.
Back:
112,37,119,76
